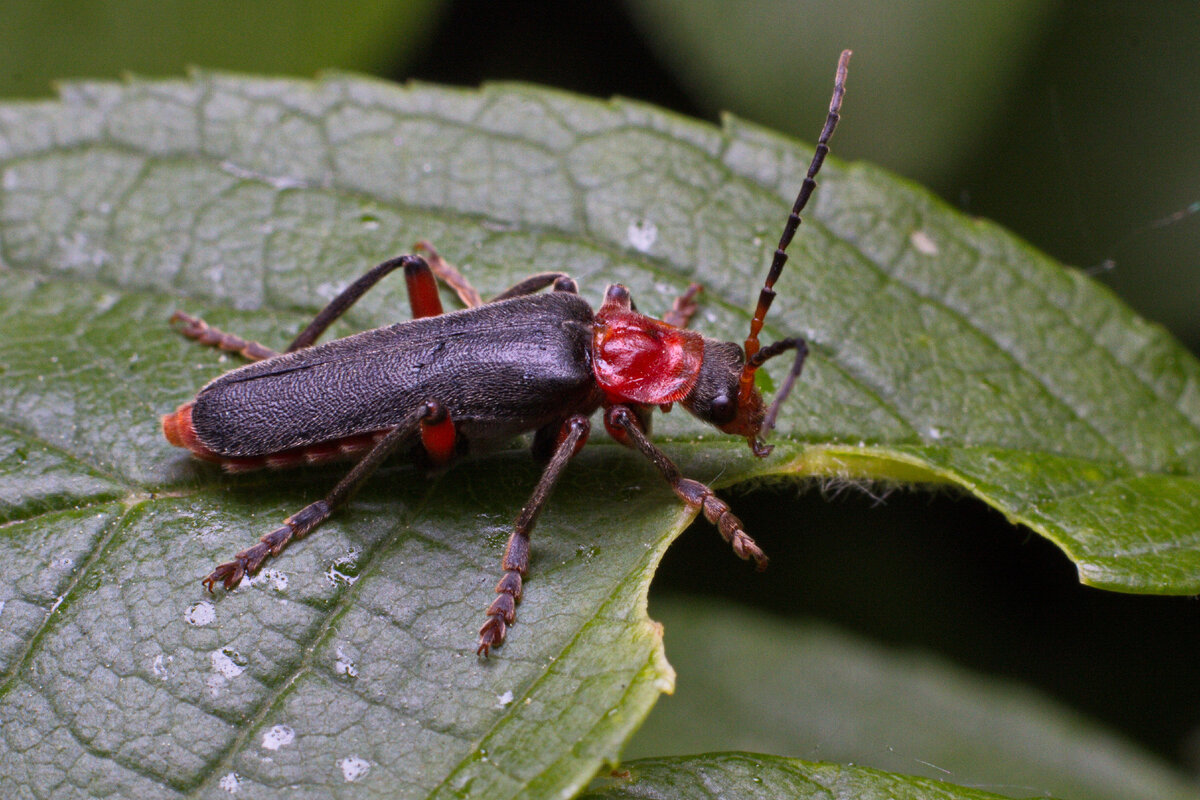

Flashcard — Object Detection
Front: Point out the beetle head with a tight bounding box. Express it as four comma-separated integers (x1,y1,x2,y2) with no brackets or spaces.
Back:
678,339,772,456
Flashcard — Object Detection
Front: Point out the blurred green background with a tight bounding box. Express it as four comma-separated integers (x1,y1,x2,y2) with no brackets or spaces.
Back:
3,0,1198,789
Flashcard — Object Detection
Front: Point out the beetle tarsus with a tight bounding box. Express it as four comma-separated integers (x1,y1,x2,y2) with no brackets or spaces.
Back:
477,616,507,657
202,559,245,592
476,415,589,656
610,407,769,570
678,476,768,570
202,500,332,591
477,570,522,655
662,283,702,329
706,494,769,570
170,310,279,361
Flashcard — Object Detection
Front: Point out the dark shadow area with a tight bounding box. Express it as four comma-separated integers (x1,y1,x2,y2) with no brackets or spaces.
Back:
404,0,700,119
652,483,1200,768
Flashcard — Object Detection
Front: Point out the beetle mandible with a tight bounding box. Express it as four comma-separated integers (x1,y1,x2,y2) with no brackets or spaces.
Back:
163,50,851,656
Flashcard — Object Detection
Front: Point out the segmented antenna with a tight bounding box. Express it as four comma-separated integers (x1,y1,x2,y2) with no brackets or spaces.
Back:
737,49,851,407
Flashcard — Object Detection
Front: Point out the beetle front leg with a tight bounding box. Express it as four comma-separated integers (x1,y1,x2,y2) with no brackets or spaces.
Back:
202,400,445,591
606,405,767,569
489,272,579,302
478,414,590,656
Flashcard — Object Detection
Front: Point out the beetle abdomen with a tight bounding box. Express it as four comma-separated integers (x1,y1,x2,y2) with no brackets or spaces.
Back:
163,401,390,471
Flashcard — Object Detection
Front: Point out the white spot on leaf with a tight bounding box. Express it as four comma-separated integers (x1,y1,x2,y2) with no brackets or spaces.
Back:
208,648,247,697
910,229,939,255
496,690,514,708
338,755,370,782
326,553,361,586
627,219,658,253
185,600,215,626
218,772,241,793
212,649,246,679
334,645,358,678
248,568,288,591
152,654,172,679
262,724,295,751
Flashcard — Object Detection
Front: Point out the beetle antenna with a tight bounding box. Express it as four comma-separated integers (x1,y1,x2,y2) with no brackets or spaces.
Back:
738,49,850,408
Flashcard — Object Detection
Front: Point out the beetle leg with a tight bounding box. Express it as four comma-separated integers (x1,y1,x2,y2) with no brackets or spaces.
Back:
403,255,446,319
419,400,457,466
287,254,436,351
169,251,433,358
414,240,483,308
169,311,280,361
752,337,809,436
662,283,703,329
414,241,579,307
606,405,768,569
202,400,443,592
478,414,590,656
489,272,578,302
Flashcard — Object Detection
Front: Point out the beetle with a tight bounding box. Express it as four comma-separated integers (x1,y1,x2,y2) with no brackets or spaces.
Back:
163,50,851,656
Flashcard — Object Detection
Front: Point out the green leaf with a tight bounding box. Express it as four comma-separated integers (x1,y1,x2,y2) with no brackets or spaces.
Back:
624,597,1199,800
0,72,1197,798
581,752,1057,800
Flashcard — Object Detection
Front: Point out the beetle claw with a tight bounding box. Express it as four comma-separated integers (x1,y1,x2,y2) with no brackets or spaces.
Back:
477,615,507,657
203,559,246,592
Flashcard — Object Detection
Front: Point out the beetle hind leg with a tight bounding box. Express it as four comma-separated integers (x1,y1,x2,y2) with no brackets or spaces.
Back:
201,400,447,592
203,499,332,590
170,311,279,361
478,414,590,656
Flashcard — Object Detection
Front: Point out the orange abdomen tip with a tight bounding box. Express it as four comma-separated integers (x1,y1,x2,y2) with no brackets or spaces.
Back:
161,402,220,462
162,403,193,447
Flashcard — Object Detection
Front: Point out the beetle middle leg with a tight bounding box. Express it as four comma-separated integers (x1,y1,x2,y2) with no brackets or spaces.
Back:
202,399,448,591
414,240,582,306
413,240,483,308
490,272,578,302
605,405,768,569
286,254,446,350
478,414,591,656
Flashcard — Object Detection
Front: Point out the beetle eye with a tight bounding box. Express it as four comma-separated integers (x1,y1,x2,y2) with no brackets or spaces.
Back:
709,394,735,424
